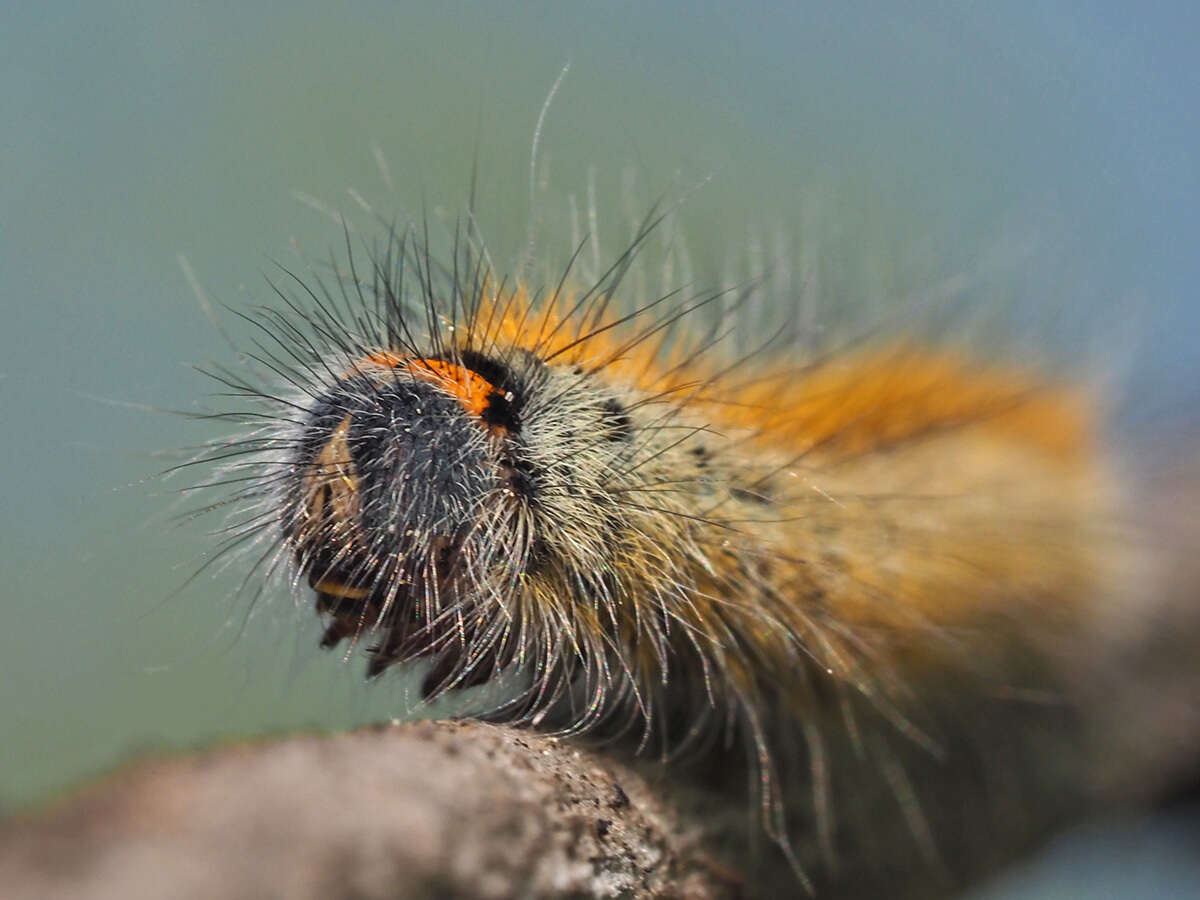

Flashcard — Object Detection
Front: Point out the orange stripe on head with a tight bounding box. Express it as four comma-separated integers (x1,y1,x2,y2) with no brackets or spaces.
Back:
364,352,496,422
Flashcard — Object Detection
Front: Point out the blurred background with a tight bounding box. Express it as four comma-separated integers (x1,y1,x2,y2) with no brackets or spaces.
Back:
1,2,1197,895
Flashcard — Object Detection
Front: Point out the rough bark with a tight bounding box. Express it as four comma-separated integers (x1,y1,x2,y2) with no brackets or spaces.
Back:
0,720,738,900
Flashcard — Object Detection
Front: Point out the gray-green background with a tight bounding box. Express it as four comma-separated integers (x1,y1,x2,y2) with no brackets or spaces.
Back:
2,2,1197,895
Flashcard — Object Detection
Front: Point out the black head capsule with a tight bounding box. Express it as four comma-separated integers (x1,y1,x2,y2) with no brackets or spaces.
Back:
281,352,536,677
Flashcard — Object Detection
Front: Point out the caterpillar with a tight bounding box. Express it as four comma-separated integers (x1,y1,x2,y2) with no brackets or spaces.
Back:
191,191,1129,897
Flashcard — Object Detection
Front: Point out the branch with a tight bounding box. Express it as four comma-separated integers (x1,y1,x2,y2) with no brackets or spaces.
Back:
0,720,738,900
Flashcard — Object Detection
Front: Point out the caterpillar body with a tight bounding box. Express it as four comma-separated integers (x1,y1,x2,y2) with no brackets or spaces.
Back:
198,208,1125,897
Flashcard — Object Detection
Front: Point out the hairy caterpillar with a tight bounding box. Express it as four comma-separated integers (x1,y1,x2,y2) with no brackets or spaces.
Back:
191,191,1129,897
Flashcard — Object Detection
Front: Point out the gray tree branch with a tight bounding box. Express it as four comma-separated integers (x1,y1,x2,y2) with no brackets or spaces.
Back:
0,720,738,900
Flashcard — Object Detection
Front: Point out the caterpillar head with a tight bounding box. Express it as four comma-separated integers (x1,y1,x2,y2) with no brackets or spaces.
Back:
278,327,686,724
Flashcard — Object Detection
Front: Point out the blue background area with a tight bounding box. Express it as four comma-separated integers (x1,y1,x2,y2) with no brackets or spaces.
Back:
1,3,1196,894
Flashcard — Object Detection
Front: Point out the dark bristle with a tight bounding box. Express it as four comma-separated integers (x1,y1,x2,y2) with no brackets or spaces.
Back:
601,397,633,442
